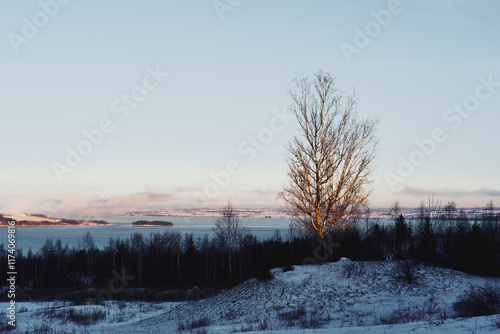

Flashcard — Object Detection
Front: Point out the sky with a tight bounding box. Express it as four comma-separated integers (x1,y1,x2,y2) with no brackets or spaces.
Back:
0,0,499,216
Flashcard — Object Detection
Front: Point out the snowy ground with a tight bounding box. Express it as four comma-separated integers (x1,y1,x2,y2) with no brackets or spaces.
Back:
3,259,500,333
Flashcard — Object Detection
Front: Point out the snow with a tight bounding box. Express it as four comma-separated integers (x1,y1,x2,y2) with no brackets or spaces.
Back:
1,300,182,333
3,260,500,333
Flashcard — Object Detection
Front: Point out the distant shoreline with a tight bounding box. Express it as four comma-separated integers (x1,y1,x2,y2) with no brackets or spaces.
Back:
0,223,109,227
0,214,109,227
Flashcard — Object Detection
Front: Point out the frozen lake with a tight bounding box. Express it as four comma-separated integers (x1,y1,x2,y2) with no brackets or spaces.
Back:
0,216,293,252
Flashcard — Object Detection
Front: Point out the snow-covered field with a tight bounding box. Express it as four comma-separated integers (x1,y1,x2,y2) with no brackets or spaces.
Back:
3,259,500,333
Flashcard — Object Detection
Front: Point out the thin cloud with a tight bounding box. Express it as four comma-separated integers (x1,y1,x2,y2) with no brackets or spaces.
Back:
94,192,174,206
402,185,500,198
250,188,279,196
0,191,178,217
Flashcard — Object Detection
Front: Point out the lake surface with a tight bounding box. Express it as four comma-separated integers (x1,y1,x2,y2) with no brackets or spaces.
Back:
0,216,293,252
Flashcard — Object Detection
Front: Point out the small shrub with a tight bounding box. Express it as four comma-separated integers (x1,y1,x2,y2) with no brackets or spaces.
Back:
490,314,500,329
113,314,126,323
453,284,500,317
223,308,237,320
72,308,106,325
342,261,356,278
393,260,419,284
342,261,365,278
278,306,307,328
194,329,209,334
278,305,306,321
232,324,253,332
379,307,407,325
258,316,269,330
23,322,69,334
48,307,107,325
178,316,212,331
379,298,445,325
0,322,16,332
283,265,294,272
300,312,323,329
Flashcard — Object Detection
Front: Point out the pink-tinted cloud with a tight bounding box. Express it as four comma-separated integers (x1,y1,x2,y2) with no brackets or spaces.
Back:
91,192,174,206
249,188,280,196
0,187,285,217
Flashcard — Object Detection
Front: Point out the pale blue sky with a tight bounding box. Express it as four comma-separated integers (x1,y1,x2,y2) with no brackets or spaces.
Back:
1,1,499,215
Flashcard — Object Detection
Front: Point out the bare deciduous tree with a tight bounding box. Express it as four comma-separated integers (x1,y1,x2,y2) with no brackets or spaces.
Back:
79,231,96,277
390,200,401,222
426,194,442,233
214,200,246,280
484,200,495,221
444,200,457,232
390,200,401,251
279,72,377,239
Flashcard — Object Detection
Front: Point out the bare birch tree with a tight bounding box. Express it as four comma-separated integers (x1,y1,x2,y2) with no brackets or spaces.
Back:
279,72,377,239
214,200,246,280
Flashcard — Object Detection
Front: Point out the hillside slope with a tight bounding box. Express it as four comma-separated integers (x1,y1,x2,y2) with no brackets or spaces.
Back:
102,258,500,333
4,259,499,333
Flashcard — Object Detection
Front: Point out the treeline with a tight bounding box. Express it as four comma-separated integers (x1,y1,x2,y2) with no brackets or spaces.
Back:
0,230,313,292
0,203,499,296
382,200,500,276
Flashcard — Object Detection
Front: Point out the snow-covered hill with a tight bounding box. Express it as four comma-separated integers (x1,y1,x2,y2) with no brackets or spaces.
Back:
3,259,500,333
